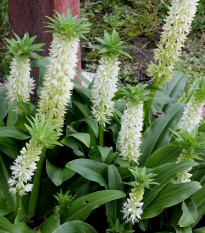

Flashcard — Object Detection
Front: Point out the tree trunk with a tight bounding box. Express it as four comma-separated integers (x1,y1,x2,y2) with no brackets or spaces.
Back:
8,0,81,100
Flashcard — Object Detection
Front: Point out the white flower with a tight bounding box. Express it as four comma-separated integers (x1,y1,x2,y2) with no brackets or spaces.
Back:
38,33,79,132
6,57,35,103
119,101,143,163
91,57,120,125
148,0,199,86
178,96,204,133
8,139,43,196
122,199,143,224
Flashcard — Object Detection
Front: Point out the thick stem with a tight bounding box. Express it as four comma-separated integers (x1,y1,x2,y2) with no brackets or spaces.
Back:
18,100,27,116
99,123,104,147
113,112,121,127
17,193,22,209
128,221,133,230
28,148,47,217
26,102,31,114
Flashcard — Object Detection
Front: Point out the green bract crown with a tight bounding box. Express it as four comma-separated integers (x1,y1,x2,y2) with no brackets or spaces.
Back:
93,29,132,58
113,84,150,103
127,167,158,189
25,115,62,148
45,9,90,40
5,33,44,60
171,129,205,151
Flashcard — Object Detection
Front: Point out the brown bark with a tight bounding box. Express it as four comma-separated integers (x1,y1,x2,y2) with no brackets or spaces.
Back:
8,0,81,99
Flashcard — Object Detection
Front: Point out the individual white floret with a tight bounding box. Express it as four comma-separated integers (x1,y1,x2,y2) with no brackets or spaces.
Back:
91,57,120,125
6,57,35,103
119,101,143,163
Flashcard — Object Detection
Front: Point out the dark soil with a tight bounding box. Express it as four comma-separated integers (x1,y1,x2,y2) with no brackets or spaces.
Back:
81,36,156,85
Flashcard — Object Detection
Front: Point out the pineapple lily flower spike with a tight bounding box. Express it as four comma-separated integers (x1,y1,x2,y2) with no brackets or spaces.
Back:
91,29,131,146
38,10,90,133
122,167,158,225
114,84,150,164
178,78,205,133
148,0,199,88
5,33,44,104
8,115,61,196
171,128,205,183
91,29,131,127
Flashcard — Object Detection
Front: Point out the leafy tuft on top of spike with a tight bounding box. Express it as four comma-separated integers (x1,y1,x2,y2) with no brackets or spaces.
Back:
25,115,62,148
126,167,158,189
92,29,132,59
5,33,44,61
45,9,90,40
113,84,150,103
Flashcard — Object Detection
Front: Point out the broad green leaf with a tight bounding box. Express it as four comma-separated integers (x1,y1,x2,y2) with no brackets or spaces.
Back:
140,103,184,165
145,144,182,168
67,159,108,188
106,165,125,224
84,117,98,138
74,82,92,106
178,199,198,227
0,155,16,209
32,57,49,96
0,137,20,158
142,181,201,219
72,117,98,138
67,133,90,148
0,88,8,120
6,102,18,127
72,101,90,117
193,227,205,233
163,71,188,110
143,161,197,209
0,127,30,140
62,137,84,156
53,220,97,233
191,184,205,226
76,72,91,86
98,146,113,162
14,212,35,233
0,197,13,216
174,226,192,233
0,216,21,233
152,91,173,113
40,212,60,233
46,160,75,186
63,190,125,222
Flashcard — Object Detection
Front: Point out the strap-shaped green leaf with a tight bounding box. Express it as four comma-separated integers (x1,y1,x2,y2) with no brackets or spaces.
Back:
66,159,108,188
140,103,185,165
62,190,125,222
142,181,201,219
53,220,97,233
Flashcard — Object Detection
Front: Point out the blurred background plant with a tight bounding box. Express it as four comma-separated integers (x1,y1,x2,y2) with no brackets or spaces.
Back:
0,0,205,86
0,0,9,81
80,0,205,86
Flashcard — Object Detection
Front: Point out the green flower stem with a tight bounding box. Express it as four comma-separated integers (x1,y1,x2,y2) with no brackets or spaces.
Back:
28,147,47,217
144,89,156,128
17,193,22,209
99,123,104,147
26,102,31,114
128,221,133,230
18,100,27,116
113,112,121,127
